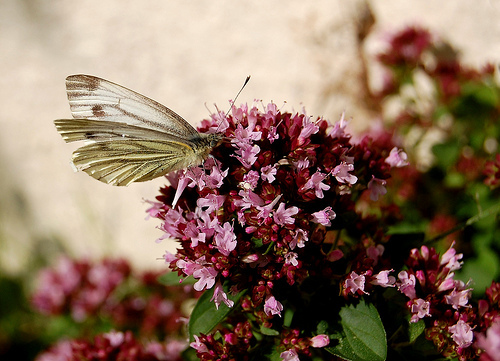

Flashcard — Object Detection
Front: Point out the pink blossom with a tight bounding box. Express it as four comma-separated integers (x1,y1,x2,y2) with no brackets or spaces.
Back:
192,266,218,291
103,331,125,347
190,335,209,353
410,298,431,323
280,348,300,361
311,207,336,226
184,222,206,247
385,147,409,168
256,194,282,220
236,189,265,210
371,270,396,287
197,194,226,214
284,252,299,266
233,123,262,145
243,170,260,189
437,276,457,292
177,256,206,277
261,164,277,183
448,320,473,348
440,242,463,271
292,158,310,170
273,202,299,226
332,162,358,185
204,163,228,189
310,334,330,348
397,271,417,299
344,271,368,295
214,222,237,256
171,172,191,208
264,296,283,317
210,281,235,309
299,115,319,140
366,244,385,265
290,228,308,249
476,320,500,360
367,176,387,201
162,208,186,238
444,288,471,309
302,171,330,198
234,143,260,168
328,112,349,138
163,251,177,263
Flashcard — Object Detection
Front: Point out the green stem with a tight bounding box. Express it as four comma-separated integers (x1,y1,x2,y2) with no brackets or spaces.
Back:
425,200,500,243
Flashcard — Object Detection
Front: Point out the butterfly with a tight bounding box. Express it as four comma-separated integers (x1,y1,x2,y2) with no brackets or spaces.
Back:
54,74,225,186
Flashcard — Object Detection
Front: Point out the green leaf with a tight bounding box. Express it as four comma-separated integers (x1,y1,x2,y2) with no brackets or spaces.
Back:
328,300,387,361
188,286,246,341
408,319,425,343
260,325,280,336
158,271,195,286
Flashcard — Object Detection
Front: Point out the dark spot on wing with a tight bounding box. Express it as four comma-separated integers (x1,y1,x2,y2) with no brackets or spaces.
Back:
92,105,106,118
85,132,98,139
84,76,100,91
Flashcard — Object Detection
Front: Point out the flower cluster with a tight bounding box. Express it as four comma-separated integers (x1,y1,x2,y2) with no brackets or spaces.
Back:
147,103,408,359
397,244,476,359
36,331,185,361
32,257,199,360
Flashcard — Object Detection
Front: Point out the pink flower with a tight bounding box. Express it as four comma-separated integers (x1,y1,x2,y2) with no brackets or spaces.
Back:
328,112,349,138
397,271,417,299
476,320,500,360
256,194,281,220
214,222,237,256
280,348,300,361
367,176,387,201
448,320,473,348
332,162,358,185
302,171,330,198
444,288,471,309
385,147,409,168
193,266,218,291
184,222,206,247
290,228,308,249
410,298,431,322
264,296,283,317
204,162,228,189
344,271,368,295
211,281,235,309
284,252,299,266
366,244,385,265
311,207,336,226
190,335,209,353
310,334,330,348
299,115,319,141
371,270,396,288
440,242,463,271
261,164,277,183
242,170,260,189
235,143,261,168
273,202,299,226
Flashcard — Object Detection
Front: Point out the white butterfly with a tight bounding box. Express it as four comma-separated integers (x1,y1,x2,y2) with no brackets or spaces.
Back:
54,75,224,186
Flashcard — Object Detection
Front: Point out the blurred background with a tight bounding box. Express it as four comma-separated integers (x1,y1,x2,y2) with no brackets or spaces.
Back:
1,0,500,274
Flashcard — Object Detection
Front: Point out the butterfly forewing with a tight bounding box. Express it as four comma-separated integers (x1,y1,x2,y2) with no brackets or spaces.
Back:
65,75,200,138
55,75,222,186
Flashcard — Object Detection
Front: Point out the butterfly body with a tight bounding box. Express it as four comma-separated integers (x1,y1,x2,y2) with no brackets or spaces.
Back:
55,75,223,186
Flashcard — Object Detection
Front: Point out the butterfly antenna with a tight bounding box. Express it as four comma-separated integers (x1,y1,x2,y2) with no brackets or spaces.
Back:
224,75,251,119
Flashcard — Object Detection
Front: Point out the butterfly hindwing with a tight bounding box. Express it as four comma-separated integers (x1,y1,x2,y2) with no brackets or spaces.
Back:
72,139,201,186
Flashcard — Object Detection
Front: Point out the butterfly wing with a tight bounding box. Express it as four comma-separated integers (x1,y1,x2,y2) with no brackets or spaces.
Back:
72,139,204,186
64,74,200,138
55,75,211,186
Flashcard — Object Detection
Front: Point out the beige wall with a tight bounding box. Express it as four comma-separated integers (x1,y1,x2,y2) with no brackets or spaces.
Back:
1,0,499,273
